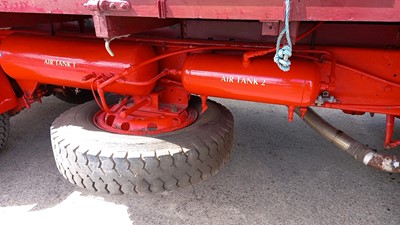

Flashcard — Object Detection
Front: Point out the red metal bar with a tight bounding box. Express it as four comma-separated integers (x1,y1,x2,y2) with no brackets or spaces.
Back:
0,13,89,27
1,1,400,22
120,98,149,118
384,115,400,149
95,69,179,113
385,115,396,148
98,45,258,90
323,104,400,116
295,22,324,42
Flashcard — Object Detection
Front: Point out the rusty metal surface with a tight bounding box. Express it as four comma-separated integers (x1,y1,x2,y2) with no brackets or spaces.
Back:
297,107,400,173
367,153,400,173
1,0,400,22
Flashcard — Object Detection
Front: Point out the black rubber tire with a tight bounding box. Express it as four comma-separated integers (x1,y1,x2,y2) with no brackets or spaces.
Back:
50,96,234,194
54,88,94,104
0,113,10,152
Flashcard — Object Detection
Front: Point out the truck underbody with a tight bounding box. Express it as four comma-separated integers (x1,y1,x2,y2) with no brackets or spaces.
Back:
0,0,399,194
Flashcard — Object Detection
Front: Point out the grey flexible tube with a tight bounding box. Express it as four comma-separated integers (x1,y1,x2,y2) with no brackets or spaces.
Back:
295,108,400,173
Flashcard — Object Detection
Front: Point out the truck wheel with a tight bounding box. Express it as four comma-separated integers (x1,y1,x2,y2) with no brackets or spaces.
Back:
54,88,94,104
0,113,10,152
50,96,234,194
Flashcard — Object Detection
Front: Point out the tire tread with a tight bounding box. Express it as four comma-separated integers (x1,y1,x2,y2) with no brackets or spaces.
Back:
51,98,234,194
0,113,10,152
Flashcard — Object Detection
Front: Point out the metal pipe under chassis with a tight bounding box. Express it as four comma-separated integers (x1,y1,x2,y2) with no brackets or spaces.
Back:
296,108,400,173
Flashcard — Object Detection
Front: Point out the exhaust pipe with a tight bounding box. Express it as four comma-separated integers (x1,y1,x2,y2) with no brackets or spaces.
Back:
296,108,400,173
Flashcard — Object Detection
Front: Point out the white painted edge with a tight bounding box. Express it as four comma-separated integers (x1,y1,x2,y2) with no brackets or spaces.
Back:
363,152,375,165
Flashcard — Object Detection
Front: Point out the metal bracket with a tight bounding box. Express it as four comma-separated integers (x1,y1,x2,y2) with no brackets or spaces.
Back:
261,21,280,36
84,0,131,12
157,0,167,18
261,21,299,45
315,91,337,106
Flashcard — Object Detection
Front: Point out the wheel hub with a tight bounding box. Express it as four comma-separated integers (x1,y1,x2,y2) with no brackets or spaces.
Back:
94,98,198,135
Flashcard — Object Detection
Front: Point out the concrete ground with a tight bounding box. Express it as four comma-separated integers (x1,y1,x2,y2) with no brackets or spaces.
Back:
0,96,399,225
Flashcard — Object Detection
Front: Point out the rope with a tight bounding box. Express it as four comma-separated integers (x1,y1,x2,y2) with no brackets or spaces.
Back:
274,0,292,72
104,34,131,57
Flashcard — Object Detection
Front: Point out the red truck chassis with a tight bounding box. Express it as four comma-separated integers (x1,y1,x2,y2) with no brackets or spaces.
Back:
0,0,399,194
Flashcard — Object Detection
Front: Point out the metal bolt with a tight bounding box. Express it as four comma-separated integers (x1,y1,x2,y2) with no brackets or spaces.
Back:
109,2,116,9
120,3,130,10
74,88,81,95
322,91,329,97
171,105,178,113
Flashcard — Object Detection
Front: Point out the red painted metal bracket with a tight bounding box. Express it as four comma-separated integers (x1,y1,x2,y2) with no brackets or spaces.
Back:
0,69,17,114
84,0,131,12
91,15,178,38
83,0,177,38
261,21,299,44
384,115,400,149
157,0,167,19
